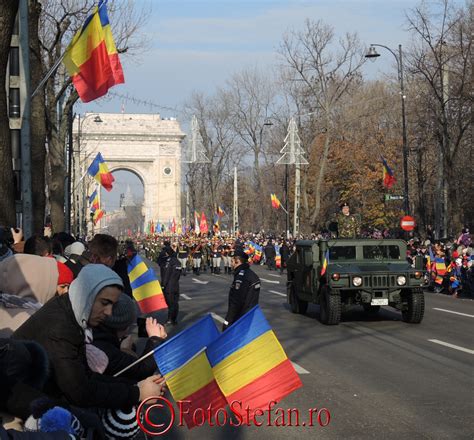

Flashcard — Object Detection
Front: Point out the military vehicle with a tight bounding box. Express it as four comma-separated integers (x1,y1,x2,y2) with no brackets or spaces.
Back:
286,239,427,325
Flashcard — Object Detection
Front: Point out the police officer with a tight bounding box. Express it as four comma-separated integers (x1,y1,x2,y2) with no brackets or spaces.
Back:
162,245,181,325
336,202,361,238
222,249,261,330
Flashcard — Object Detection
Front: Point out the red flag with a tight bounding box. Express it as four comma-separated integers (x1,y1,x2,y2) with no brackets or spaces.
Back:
200,212,208,234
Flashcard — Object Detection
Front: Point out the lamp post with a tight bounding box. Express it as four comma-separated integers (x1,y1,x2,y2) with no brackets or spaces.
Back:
73,114,102,237
365,44,409,215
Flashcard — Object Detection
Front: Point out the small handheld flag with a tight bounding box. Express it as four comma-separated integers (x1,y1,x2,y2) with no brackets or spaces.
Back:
127,254,167,313
87,152,115,191
320,249,329,276
153,315,226,428
207,306,302,424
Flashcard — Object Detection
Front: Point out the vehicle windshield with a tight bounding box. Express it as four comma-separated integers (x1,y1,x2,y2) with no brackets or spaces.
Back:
329,246,356,260
363,245,401,260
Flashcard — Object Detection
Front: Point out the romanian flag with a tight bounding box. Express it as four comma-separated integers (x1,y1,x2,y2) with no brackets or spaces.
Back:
426,246,435,272
207,306,302,424
254,244,263,262
271,193,281,209
127,254,167,313
213,213,220,233
275,246,281,268
92,208,104,225
87,153,114,191
89,190,99,212
63,1,124,103
153,315,226,428
217,205,225,217
381,156,396,189
434,257,447,285
320,249,329,276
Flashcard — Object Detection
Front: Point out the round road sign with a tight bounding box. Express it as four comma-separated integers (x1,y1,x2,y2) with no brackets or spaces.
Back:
400,215,416,231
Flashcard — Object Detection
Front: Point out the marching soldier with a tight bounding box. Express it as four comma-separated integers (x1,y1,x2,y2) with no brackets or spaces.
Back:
191,241,202,275
222,249,261,330
336,202,361,238
177,240,189,276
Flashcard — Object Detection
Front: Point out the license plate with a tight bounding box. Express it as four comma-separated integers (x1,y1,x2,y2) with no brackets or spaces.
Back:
371,298,388,306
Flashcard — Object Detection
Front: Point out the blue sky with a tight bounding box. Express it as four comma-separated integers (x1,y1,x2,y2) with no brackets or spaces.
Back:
81,0,423,118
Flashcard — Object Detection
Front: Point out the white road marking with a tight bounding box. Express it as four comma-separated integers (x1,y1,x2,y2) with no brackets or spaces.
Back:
428,339,474,355
180,294,192,300
268,273,281,278
192,278,209,284
260,278,280,284
433,308,474,318
211,313,225,324
269,290,286,297
291,362,310,374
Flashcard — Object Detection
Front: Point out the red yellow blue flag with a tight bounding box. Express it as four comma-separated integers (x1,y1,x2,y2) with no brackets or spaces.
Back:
63,1,124,102
381,156,396,189
153,315,226,428
207,306,302,424
127,254,167,313
89,190,99,212
87,152,115,191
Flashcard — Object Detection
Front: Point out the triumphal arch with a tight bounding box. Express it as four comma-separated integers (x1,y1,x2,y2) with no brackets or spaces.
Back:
74,113,185,234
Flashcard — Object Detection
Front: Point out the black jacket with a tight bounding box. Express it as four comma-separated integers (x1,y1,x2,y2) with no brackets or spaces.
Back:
280,244,290,261
13,294,140,410
224,263,260,328
264,244,276,259
162,255,181,295
92,325,162,381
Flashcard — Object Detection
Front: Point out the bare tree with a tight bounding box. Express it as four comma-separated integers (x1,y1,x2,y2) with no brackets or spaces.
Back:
34,0,150,232
226,67,276,227
405,0,472,236
279,19,366,228
0,0,19,226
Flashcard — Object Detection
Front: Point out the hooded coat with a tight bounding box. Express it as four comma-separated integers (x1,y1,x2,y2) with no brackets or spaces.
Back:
13,265,140,410
0,254,59,338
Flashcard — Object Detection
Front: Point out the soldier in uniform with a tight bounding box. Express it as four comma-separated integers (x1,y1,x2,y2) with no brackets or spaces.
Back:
222,249,261,330
177,240,189,276
336,202,361,238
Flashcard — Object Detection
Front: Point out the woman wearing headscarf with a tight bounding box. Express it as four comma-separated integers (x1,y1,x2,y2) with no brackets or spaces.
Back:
0,254,59,338
13,264,164,410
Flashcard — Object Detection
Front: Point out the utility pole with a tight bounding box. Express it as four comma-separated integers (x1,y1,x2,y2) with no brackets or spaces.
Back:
276,118,308,238
233,167,239,235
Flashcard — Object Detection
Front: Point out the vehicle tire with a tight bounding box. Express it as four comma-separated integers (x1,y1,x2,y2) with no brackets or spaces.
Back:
401,289,425,324
319,285,341,325
287,283,308,315
362,304,381,315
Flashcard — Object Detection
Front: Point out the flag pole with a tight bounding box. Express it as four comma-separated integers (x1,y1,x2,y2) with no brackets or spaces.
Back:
113,346,207,379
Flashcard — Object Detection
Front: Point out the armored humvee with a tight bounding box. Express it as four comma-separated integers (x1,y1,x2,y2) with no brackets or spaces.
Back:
286,239,427,325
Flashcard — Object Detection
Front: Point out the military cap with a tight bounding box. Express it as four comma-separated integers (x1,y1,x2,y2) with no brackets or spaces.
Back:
340,202,349,209
230,248,249,260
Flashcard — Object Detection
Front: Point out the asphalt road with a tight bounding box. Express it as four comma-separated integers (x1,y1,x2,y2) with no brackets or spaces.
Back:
140,260,474,440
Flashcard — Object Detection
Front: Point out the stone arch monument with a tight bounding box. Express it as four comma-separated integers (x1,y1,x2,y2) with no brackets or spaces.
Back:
73,113,185,235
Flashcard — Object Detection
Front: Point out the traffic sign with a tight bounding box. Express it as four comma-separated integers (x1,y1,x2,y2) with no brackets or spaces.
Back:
400,215,416,231
385,194,404,201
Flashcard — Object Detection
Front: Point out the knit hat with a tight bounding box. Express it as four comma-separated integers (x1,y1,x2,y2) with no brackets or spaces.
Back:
57,262,74,286
103,294,137,330
64,241,86,258
68,264,124,329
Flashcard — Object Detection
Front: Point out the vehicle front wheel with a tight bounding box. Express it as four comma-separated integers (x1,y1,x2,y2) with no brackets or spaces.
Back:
401,289,425,323
319,285,341,325
287,283,308,315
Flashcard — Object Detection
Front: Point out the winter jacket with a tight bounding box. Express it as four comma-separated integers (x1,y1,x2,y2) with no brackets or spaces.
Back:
162,255,181,295
13,294,140,410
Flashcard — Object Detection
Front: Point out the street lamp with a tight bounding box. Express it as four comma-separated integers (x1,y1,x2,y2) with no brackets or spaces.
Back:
73,113,103,237
365,44,410,215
